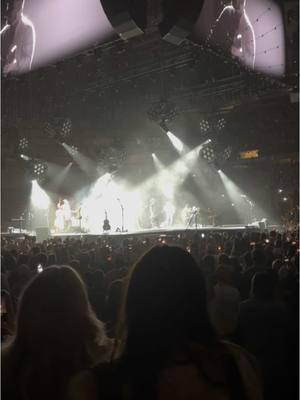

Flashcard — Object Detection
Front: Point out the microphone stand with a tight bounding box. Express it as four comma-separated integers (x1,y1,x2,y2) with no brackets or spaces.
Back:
117,199,125,232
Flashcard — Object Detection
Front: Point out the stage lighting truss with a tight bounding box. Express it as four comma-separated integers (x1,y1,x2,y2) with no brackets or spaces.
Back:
200,144,215,162
216,117,226,131
19,137,29,150
61,118,72,139
147,98,179,125
33,162,48,178
199,119,210,133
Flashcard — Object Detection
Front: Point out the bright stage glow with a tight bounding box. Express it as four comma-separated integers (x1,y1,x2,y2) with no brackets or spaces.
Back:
31,180,50,210
166,131,185,154
80,173,142,233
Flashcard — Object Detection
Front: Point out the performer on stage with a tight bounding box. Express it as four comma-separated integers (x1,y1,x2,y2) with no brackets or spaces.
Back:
62,199,71,231
163,201,176,227
54,199,64,232
54,199,71,232
149,198,159,228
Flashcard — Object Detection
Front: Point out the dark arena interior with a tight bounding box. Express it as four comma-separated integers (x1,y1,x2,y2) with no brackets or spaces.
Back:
1,1,299,399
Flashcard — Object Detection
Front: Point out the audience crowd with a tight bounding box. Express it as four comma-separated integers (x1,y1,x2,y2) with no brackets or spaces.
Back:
1,228,299,400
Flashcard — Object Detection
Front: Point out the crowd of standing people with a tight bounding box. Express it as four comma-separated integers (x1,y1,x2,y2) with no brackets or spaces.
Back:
1,228,299,400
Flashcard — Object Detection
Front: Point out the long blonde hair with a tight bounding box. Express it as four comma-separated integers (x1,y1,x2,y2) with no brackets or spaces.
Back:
2,266,107,400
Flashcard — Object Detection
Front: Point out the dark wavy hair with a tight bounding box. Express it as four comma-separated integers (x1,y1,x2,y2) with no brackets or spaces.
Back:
2,266,108,400
118,245,216,362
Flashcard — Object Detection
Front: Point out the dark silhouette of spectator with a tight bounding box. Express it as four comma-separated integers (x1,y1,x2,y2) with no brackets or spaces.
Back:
240,248,266,300
1,289,15,342
218,253,230,266
2,266,111,400
202,254,216,290
210,265,240,339
8,264,32,309
105,279,124,338
237,272,293,400
229,256,243,290
68,246,263,400
17,253,29,266
47,253,56,266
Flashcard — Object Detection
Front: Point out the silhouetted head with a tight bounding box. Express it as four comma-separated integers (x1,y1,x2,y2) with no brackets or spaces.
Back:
121,245,216,361
251,271,274,300
3,266,106,399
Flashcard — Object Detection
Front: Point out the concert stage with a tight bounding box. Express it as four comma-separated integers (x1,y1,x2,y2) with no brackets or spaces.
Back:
2,224,264,242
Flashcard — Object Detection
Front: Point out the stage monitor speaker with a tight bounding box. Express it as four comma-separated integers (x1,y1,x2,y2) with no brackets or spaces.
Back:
159,0,204,45
36,227,50,242
101,0,146,40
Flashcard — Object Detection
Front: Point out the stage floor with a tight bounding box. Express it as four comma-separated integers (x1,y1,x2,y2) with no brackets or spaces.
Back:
1,222,267,242
1,223,261,241
52,224,259,238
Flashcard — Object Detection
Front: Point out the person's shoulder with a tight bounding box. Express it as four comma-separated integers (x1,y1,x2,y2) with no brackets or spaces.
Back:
223,342,263,400
239,298,257,311
67,362,120,400
67,370,97,400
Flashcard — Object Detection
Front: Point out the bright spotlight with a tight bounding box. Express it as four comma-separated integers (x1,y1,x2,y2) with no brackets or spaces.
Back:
31,180,50,210
166,131,184,154
283,197,288,201
20,154,31,161
278,189,283,193
217,169,222,173
152,153,164,171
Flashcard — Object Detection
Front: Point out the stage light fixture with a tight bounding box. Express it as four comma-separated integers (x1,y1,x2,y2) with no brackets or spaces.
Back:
223,146,232,161
33,162,48,179
61,118,72,139
216,117,226,131
200,144,215,162
70,145,78,156
44,121,57,139
199,119,210,133
19,137,29,150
